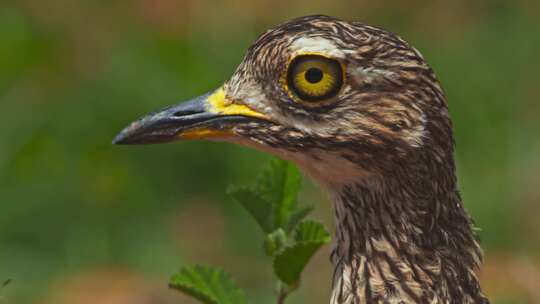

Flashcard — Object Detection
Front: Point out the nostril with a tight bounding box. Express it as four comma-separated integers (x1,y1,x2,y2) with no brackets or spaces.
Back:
173,109,202,117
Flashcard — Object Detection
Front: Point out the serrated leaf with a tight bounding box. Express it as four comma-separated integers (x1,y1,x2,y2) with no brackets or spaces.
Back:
257,159,301,230
274,242,326,286
273,221,331,286
228,158,303,233
285,205,314,234
263,228,287,256
228,185,273,233
294,220,331,243
169,265,247,304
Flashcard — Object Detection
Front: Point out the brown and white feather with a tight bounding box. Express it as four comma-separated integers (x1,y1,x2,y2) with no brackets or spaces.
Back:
223,15,489,304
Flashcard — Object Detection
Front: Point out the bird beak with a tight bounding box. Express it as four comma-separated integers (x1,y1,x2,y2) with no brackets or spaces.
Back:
112,87,268,145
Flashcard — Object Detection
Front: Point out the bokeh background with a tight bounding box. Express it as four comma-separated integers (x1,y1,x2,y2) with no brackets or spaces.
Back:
1,0,539,303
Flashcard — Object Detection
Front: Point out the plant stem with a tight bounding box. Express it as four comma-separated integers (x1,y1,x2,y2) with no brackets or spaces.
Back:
277,288,288,304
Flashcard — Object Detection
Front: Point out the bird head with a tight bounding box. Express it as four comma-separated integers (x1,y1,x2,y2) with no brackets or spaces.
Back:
114,15,453,188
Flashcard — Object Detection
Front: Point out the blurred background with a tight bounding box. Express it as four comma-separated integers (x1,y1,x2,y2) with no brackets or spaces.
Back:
1,0,539,303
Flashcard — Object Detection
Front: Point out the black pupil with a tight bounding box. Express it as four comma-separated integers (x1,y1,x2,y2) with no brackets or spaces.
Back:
305,68,323,83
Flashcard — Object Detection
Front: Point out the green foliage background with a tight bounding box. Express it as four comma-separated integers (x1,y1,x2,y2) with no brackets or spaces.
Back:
0,0,539,303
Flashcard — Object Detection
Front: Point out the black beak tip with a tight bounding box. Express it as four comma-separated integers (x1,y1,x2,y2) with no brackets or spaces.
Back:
112,122,142,145
112,133,124,145
112,130,131,145
112,118,179,145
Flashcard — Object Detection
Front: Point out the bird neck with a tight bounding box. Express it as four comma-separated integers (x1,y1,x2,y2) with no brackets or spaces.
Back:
328,171,489,304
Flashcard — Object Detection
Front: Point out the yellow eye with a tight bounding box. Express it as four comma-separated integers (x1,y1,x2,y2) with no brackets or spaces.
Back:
286,55,343,102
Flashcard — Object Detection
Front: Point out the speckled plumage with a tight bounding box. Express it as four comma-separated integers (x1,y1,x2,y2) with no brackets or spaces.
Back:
225,16,489,304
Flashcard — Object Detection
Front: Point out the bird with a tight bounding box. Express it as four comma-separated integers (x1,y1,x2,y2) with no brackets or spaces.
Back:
113,15,489,304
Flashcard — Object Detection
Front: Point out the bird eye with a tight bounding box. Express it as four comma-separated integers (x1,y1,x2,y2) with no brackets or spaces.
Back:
286,55,343,102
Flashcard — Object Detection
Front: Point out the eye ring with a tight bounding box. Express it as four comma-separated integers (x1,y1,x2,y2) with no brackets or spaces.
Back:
285,55,344,102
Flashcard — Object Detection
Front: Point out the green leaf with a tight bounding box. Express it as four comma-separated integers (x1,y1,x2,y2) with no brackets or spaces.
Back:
285,204,314,234
228,185,273,233
273,221,331,286
169,265,247,304
274,243,325,286
263,228,287,256
228,158,303,233
257,159,301,230
294,220,331,243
